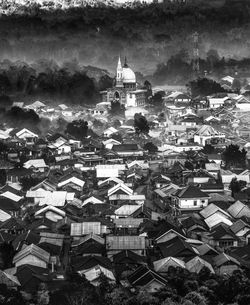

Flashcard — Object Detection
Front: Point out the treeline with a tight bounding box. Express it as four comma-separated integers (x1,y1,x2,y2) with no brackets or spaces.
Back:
0,59,113,105
0,0,249,75
152,49,250,85
2,267,250,305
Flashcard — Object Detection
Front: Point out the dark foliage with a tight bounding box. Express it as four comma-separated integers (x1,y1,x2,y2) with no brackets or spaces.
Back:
222,144,247,168
65,120,88,140
134,113,150,134
20,176,42,192
188,78,226,98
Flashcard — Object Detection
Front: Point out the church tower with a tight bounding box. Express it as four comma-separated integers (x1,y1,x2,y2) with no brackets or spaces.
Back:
116,56,123,88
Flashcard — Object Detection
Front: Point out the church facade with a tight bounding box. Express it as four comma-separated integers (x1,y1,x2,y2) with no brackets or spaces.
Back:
100,57,147,108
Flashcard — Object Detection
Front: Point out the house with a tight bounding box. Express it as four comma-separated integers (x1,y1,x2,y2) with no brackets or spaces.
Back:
185,169,215,185
227,200,250,219
57,176,85,191
113,250,146,279
230,220,250,240
220,169,250,188
48,140,71,155
13,244,50,268
114,205,141,219
213,253,241,275
103,127,119,138
173,185,210,211
70,221,108,236
34,205,66,222
82,195,104,206
157,236,199,260
193,125,225,146
185,256,214,274
6,167,32,184
147,221,186,245
112,144,144,157
26,190,74,207
96,164,126,178
204,214,233,230
127,266,168,293
153,257,186,273
72,255,115,286
23,159,47,173
103,138,121,150
204,224,238,249
106,235,146,256
71,233,105,256
200,203,232,220
208,96,231,109
14,265,50,293
15,128,38,145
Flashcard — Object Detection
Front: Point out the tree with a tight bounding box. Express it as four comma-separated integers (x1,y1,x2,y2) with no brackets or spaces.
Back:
110,101,124,115
151,91,165,106
50,270,100,305
0,242,15,269
144,142,158,153
66,120,88,140
202,144,215,155
0,169,6,186
20,176,42,191
229,178,247,197
134,113,149,134
37,282,50,305
222,144,247,168
232,78,241,91
188,78,226,97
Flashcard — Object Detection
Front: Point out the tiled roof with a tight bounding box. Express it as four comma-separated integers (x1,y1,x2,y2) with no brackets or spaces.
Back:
175,185,209,199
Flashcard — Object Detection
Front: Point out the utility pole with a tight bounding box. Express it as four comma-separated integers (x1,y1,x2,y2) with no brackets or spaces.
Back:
193,32,200,77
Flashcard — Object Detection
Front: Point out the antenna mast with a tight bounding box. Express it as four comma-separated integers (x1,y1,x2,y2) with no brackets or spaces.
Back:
193,32,199,76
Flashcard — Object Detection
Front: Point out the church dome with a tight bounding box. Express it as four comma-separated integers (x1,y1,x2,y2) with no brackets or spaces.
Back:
122,67,136,83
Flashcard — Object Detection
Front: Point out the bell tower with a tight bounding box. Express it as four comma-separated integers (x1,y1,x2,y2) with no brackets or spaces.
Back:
116,55,123,88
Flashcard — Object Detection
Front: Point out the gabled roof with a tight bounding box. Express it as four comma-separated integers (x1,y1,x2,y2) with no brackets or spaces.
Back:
114,205,141,217
16,128,38,138
200,203,231,219
186,256,214,274
153,256,186,272
158,236,198,258
194,125,223,137
113,144,140,152
195,243,219,256
0,218,25,230
71,255,112,271
230,219,250,234
13,244,50,264
128,265,168,287
98,177,123,187
12,230,40,251
213,253,240,267
174,185,209,199
205,214,233,229
108,183,133,197
23,159,47,169
210,224,237,240
35,205,66,218
58,176,85,188
227,201,250,219
113,250,146,265
71,233,105,247
0,191,23,202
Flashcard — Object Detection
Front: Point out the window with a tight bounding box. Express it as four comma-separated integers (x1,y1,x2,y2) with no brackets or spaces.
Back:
201,200,205,204
194,200,197,206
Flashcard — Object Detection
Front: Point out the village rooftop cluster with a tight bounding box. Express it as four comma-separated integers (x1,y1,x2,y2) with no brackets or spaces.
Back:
1,69,250,300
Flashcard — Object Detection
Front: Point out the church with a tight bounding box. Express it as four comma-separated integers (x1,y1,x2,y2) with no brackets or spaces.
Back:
100,56,148,108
